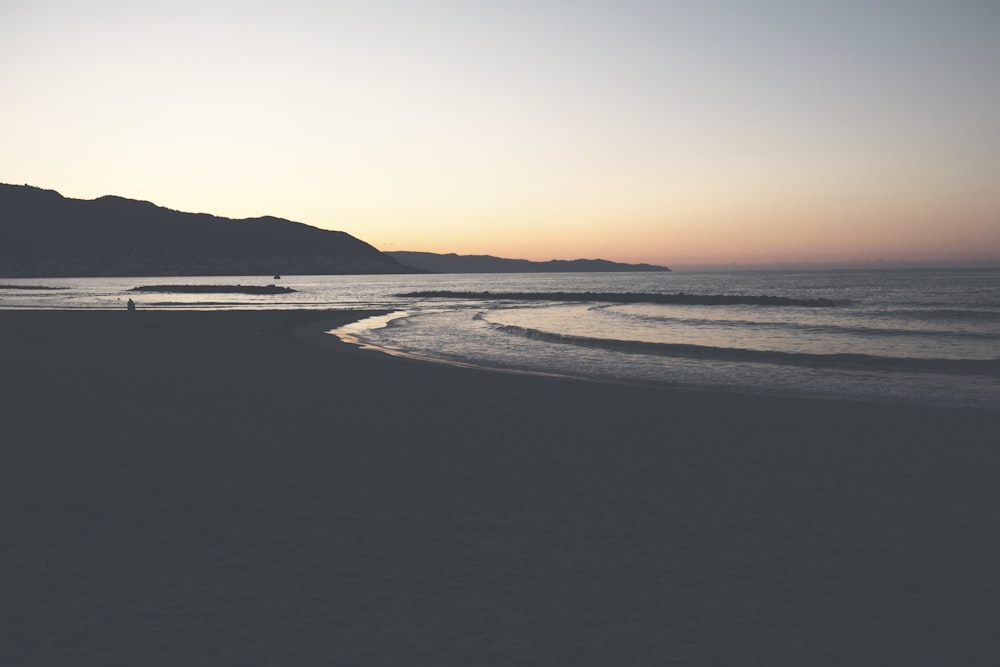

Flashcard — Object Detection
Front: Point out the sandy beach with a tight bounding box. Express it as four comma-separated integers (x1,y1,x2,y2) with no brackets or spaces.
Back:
2,309,998,666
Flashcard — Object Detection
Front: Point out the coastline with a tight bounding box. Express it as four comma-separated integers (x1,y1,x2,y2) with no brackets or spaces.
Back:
3,309,998,665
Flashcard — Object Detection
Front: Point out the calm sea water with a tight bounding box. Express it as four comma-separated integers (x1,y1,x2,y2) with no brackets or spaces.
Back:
3,269,998,409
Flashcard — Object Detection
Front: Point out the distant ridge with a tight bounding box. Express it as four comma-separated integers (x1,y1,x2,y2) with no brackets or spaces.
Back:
386,251,670,274
0,184,416,277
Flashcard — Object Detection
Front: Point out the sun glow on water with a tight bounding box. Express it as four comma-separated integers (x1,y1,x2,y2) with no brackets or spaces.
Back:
2,270,998,407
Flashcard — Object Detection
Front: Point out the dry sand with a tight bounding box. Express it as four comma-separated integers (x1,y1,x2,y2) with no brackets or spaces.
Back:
2,309,998,666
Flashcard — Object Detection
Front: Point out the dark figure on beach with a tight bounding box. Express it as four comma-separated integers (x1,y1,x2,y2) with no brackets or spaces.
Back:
126,298,135,311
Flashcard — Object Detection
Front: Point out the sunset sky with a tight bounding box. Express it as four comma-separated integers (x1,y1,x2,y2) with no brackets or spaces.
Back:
3,1,998,268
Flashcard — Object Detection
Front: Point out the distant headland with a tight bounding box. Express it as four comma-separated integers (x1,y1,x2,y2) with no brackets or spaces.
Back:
1,183,672,278
385,251,670,273
0,184,415,278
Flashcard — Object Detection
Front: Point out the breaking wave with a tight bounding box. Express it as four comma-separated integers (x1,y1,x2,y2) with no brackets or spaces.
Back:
481,320,1000,377
591,305,999,340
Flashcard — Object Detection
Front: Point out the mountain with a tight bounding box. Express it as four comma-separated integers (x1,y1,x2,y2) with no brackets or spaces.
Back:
386,251,670,274
0,184,415,277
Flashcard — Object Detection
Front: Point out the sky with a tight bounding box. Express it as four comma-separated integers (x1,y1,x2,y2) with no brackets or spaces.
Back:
2,0,999,268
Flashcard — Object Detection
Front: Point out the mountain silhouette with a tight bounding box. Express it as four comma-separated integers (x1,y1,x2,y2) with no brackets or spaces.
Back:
386,251,670,274
0,184,415,277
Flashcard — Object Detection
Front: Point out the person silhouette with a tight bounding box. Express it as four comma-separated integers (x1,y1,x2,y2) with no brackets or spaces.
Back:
127,298,135,311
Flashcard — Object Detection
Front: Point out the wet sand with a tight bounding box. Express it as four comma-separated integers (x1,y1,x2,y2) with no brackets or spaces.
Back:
2,309,998,665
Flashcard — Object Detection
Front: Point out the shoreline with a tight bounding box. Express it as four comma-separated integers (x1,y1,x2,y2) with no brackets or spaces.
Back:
329,310,1000,412
3,309,999,665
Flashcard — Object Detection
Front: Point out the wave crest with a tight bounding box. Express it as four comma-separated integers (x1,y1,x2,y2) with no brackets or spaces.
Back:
484,321,1000,376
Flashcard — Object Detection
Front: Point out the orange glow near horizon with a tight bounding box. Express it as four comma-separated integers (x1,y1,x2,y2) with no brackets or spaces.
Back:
2,2,999,269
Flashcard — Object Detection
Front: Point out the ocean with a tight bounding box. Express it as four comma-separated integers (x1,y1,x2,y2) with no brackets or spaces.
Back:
3,269,998,409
